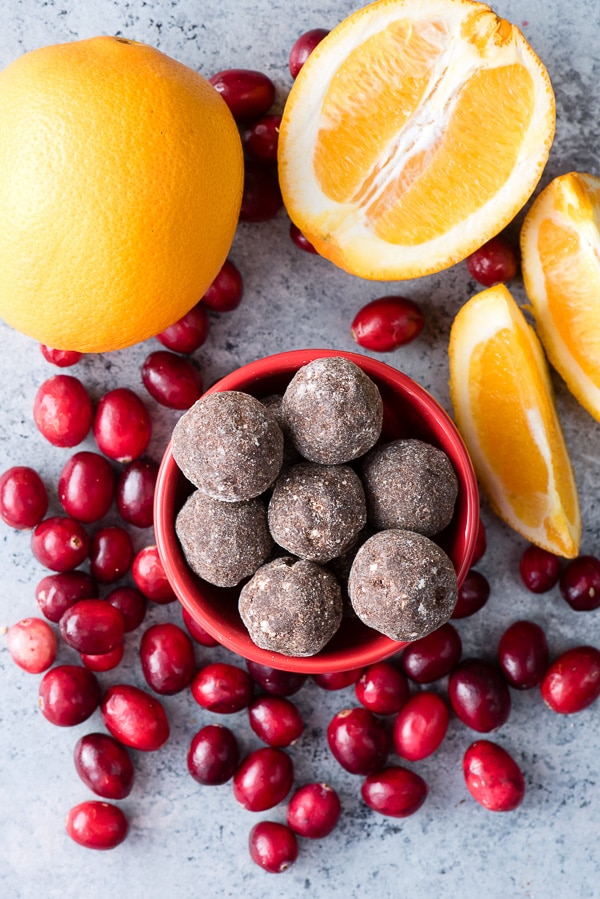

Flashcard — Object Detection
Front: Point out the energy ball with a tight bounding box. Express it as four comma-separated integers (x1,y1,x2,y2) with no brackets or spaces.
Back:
175,489,273,588
281,356,383,464
239,556,343,656
172,390,284,501
260,394,301,466
268,462,367,563
361,438,458,536
348,529,458,642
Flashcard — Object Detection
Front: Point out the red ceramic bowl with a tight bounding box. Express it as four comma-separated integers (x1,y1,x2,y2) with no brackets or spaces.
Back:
154,349,479,673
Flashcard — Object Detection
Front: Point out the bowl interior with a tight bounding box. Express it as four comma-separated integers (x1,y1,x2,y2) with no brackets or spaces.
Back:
154,349,479,673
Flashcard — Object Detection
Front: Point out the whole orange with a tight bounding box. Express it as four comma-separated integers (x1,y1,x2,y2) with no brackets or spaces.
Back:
0,37,244,352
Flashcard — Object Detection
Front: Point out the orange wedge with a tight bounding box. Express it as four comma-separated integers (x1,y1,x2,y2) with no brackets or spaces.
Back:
449,284,580,558
278,0,555,281
520,172,600,422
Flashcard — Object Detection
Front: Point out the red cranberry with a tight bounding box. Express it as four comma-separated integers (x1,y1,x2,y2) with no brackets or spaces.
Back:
0,466,48,529
246,660,307,696
31,516,90,572
38,664,101,726
59,598,125,655
132,545,177,604
58,451,115,523
156,302,210,354
140,622,196,694
89,525,134,583
93,387,151,463
74,733,134,799
191,662,253,713
399,622,462,683
101,683,170,751
141,350,203,410
355,661,410,715
248,695,304,747
559,555,600,611
40,344,83,367
361,766,428,818
519,544,562,593
35,570,97,622
313,668,363,690
466,235,519,286
289,28,329,78
451,569,490,619
181,606,219,647
497,620,549,689
289,222,318,253
471,517,487,565
448,658,511,732
540,646,600,714
80,643,125,672
105,585,147,632
187,724,240,785
392,692,450,761
327,707,388,775
66,801,128,850
463,740,525,812
33,374,93,447
240,162,283,222
233,747,294,811
351,296,424,352
209,68,275,121
201,259,244,312
287,783,341,839
6,617,57,673
116,457,158,528
242,114,281,164
248,821,298,874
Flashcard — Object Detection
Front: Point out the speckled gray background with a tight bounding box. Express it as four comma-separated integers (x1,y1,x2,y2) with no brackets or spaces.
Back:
1,0,600,896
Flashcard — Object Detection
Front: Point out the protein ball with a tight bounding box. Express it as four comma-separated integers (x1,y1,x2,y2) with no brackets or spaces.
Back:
260,394,301,466
348,529,458,642
281,357,383,464
239,556,343,656
171,390,284,501
361,438,459,536
268,462,367,563
175,489,273,588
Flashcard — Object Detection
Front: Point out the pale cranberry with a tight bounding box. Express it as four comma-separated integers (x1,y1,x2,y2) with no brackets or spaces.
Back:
463,740,525,811
80,643,125,672
451,569,490,619
35,570,97,622
89,525,134,583
559,555,600,611
540,646,600,714
0,466,48,529
140,622,196,694
392,692,450,761
6,617,57,673
191,662,253,713
132,545,176,604
93,387,151,463
361,766,428,818
40,345,83,367
233,747,294,811
246,660,307,696
289,222,318,253
181,607,219,647
399,622,462,683
58,451,115,523
242,114,281,164
519,545,562,593
248,695,304,747
101,684,170,751
471,518,487,565
105,585,147,632
240,162,283,222
74,733,134,799
116,457,158,528
289,28,329,78
59,599,125,655
38,664,101,726
351,296,424,352
497,620,549,689
448,659,511,732
31,516,90,572
313,668,363,690
248,821,298,874
287,783,341,838
66,801,128,850
209,69,275,121
327,707,388,775
187,724,240,785
141,350,203,410
201,259,244,312
33,374,93,447
466,235,519,286
355,661,410,715
156,302,209,354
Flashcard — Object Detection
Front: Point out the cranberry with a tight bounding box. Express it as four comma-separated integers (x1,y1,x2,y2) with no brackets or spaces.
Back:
289,28,329,78
80,643,125,672
559,555,600,611
74,733,134,799
101,683,170,751
132,545,176,604
361,766,428,818
351,296,425,352
448,658,511,732
497,620,549,689
240,162,283,222
463,740,525,812
201,259,244,313
289,222,318,253
246,660,307,696
93,387,151,463
6,617,57,673
35,570,97,622
89,525,134,583
191,662,253,713
187,724,240,786
139,622,195,695
141,350,203,410
327,707,388,775
233,747,294,811
519,544,562,593
355,661,410,715
471,518,487,565
248,695,304,747
0,466,48,529
313,668,363,690
105,585,147,632
399,622,462,683
33,374,93,447
66,801,128,850
40,344,83,367
209,69,275,121
451,569,490,619
242,114,281,164
287,783,341,839
248,821,298,874
59,598,125,655
392,692,450,761
156,302,209,354
116,457,158,528
31,516,90,572
38,664,101,726
58,451,115,523
466,235,519,286
540,645,600,714
181,606,219,647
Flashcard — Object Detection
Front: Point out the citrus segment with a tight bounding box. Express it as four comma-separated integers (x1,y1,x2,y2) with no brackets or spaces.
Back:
279,0,555,281
520,172,600,421
449,284,580,558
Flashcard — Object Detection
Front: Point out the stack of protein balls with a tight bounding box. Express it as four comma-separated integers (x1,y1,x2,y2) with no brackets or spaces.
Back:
172,357,459,657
